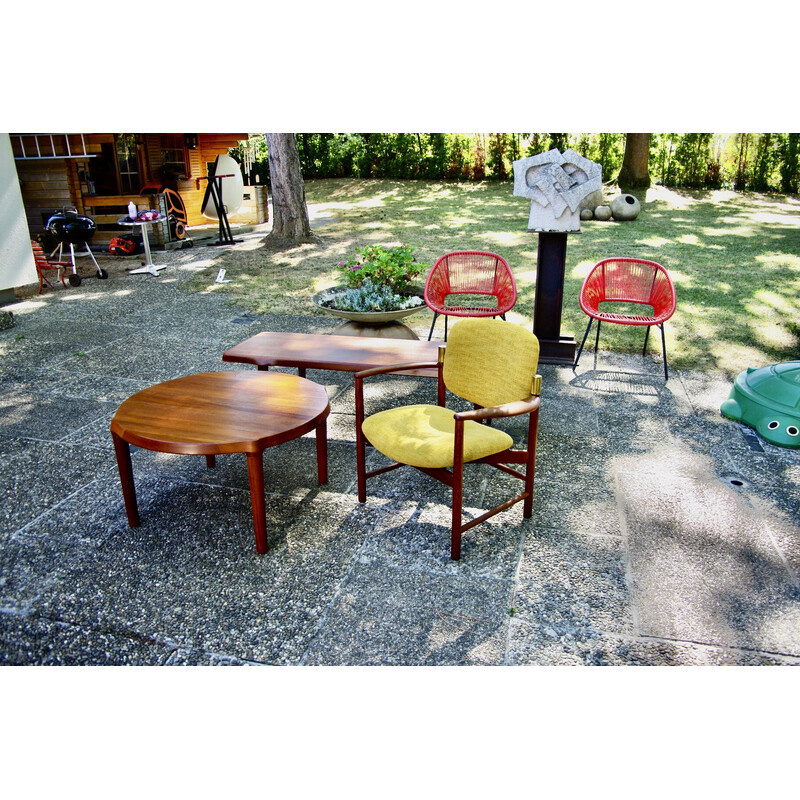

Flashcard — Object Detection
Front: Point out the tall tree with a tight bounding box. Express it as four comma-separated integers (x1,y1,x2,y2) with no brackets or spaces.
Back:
781,133,800,194
617,133,651,190
266,133,313,243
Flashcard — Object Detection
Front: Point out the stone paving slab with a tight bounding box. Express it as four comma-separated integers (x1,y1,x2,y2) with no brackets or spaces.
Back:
2,236,800,667
6,480,363,665
303,561,513,666
0,612,175,666
0,438,117,537
618,466,800,656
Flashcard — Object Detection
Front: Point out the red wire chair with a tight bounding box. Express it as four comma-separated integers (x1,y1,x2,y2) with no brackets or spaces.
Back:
573,257,676,380
424,251,517,340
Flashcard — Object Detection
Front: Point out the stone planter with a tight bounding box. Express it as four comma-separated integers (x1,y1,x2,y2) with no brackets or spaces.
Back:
312,288,426,339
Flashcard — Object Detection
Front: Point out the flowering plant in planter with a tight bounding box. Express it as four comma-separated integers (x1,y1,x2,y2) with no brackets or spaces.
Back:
317,244,428,313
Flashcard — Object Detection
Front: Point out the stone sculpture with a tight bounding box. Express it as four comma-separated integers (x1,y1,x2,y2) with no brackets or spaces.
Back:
611,193,641,221
513,148,603,233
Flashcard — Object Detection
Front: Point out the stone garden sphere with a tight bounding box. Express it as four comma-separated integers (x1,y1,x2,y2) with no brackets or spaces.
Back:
594,205,612,221
580,208,593,221
611,193,641,221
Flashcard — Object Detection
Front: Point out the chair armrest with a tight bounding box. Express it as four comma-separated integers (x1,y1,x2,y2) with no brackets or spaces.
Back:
354,361,442,380
454,395,540,422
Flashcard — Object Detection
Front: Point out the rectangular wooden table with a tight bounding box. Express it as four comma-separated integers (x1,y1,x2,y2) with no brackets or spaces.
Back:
222,331,443,378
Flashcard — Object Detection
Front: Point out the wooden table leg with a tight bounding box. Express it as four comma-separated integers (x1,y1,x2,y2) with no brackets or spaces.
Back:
112,432,140,527
246,451,268,554
316,418,328,484
205,454,216,468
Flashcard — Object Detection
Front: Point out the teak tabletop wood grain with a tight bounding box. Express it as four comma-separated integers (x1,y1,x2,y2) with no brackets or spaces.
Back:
110,371,330,554
222,331,442,378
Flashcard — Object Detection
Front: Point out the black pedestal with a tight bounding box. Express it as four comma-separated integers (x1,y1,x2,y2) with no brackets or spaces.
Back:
532,231,577,365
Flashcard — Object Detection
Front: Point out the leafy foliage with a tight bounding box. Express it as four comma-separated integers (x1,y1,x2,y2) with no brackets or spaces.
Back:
236,133,800,195
319,278,424,313
780,133,800,194
335,243,426,294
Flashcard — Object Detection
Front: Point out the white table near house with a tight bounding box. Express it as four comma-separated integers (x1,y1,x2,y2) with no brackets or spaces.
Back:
118,215,167,277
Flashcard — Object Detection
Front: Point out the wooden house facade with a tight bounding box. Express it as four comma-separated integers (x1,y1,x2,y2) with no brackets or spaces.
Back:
10,133,269,248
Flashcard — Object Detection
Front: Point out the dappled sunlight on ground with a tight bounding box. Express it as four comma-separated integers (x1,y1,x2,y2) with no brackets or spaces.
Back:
645,185,697,208
638,236,673,249
569,260,595,281
754,253,800,268
443,216,479,227
171,178,800,373
748,210,800,227
703,225,757,238
478,231,528,248
712,341,773,373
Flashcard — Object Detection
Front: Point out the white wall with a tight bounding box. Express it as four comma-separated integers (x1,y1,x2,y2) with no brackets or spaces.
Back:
0,134,36,293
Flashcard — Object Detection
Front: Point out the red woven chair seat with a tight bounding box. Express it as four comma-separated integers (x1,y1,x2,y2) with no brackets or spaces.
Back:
593,310,658,325
433,302,500,316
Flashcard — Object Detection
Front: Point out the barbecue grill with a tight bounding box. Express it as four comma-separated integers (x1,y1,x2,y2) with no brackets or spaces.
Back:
45,209,108,286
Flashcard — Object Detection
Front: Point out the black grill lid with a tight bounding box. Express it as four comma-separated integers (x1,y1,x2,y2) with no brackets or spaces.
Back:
46,209,96,244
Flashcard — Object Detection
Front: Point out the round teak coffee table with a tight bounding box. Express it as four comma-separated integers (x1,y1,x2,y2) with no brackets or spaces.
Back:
110,371,330,554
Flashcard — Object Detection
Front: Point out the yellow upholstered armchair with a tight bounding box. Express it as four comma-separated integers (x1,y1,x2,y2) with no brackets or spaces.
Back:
354,318,542,560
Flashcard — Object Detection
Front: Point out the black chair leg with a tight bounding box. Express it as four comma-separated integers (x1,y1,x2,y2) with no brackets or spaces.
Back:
573,318,594,369
427,312,439,341
661,323,669,381
444,315,448,342
642,325,651,355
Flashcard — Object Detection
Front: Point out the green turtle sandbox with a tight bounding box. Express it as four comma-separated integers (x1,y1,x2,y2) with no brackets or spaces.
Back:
721,361,800,448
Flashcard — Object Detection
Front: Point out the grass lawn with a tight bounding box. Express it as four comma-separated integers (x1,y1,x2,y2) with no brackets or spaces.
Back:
186,178,800,375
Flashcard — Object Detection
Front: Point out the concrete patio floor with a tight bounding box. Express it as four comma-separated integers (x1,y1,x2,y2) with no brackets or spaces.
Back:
2,232,799,667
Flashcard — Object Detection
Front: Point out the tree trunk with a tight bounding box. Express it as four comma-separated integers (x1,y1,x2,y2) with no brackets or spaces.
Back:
617,133,651,190
266,133,313,243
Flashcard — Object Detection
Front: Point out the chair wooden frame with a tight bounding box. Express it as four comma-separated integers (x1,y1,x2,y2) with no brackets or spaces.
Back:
573,257,676,380
354,350,541,560
424,251,518,341
31,240,69,294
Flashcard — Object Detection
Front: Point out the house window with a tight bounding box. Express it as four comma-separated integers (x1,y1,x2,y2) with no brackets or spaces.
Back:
160,134,190,181
87,134,142,195
115,134,140,193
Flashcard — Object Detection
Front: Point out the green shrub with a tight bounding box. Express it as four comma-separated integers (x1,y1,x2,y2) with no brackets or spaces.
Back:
335,244,426,294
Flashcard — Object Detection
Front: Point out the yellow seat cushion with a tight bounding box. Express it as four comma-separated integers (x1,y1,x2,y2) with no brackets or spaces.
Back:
361,404,513,469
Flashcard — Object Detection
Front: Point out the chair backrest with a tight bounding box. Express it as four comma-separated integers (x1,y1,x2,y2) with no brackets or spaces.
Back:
31,241,51,268
580,257,676,321
425,251,517,306
443,318,539,408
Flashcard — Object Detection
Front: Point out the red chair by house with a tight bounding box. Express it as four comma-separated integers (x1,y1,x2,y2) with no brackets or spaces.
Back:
424,251,518,341
31,240,69,294
573,257,677,380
